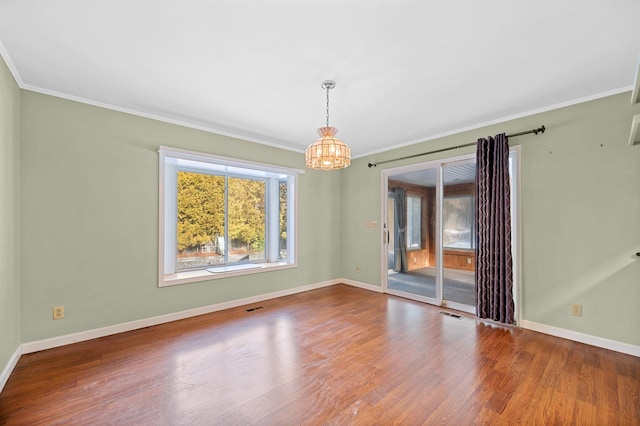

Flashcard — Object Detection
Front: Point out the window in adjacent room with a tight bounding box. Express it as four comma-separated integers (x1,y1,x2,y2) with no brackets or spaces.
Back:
442,195,475,250
406,195,422,250
159,147,299,286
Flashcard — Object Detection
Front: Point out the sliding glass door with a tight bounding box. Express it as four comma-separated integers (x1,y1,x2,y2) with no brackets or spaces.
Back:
382,150,519,316
383,158,478,312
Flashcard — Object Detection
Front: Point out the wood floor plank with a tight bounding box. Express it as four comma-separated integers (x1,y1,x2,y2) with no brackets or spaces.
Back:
1,284,639,425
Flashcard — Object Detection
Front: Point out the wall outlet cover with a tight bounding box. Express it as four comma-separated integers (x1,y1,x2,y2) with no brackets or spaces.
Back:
53,306,65,320
571,304,582,317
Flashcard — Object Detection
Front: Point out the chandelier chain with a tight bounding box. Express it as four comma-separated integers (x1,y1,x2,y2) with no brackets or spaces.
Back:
325,86,330,128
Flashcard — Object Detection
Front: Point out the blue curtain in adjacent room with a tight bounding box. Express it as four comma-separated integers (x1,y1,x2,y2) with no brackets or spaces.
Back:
391,188,408,273
475,133,514,324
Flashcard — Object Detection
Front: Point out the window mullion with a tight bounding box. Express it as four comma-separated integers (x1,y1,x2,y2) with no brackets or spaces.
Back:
287,175,295,264
224,176,229,265
267,178,279,262
165,162,178,274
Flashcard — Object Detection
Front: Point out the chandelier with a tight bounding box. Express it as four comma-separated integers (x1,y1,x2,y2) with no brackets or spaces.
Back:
305,80,351,170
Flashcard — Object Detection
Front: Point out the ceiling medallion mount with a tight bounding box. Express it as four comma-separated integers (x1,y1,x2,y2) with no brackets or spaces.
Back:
305,80,351,171
321,80,336,90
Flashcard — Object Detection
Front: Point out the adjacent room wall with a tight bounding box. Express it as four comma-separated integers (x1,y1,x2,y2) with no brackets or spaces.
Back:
0,55,21,377
20,91,343,342
342,92,640,347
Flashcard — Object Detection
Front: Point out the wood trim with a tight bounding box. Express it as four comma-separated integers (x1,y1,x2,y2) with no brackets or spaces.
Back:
443,182,474,197
443,249,475,271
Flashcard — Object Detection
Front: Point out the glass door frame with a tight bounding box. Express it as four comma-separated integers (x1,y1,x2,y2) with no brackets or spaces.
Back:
441,157,478,314
381,156,446,307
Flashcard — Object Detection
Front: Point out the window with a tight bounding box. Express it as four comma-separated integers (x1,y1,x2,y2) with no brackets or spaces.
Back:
442,195,475,249
159,147,299,286
406,195,422,249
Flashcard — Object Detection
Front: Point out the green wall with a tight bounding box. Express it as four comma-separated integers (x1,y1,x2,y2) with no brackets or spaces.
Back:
10,78,640,350
342,92,640,346
20,91,343,342
0,56,21,370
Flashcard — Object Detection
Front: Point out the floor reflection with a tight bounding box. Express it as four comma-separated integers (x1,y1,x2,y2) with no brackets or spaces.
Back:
388,267,476,305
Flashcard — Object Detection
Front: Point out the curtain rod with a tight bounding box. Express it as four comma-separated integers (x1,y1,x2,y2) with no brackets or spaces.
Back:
367,125,546,168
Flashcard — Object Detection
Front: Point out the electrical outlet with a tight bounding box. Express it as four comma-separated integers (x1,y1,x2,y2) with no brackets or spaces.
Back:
53,306,64,320
356,266,361,273
571,304,582,317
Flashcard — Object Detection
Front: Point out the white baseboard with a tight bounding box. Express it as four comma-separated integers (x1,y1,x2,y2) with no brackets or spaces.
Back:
11,283,639,384
341,279,383,293
0,346,22,394
22,279,339,354
520,320,640,357
22,278,638,359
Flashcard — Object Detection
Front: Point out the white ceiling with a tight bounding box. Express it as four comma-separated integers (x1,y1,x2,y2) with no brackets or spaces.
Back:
1,1,639,158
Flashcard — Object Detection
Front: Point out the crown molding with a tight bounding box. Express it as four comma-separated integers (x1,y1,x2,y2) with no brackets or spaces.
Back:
0,39,24,87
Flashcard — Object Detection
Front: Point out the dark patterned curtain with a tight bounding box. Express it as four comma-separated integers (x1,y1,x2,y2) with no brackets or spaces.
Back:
391,188,408,273
475,134,514,324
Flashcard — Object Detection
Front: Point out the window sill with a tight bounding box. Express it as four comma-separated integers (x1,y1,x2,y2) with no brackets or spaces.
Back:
159,262,296,287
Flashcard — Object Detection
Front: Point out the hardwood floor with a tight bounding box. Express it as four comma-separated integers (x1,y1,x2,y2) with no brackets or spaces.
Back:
1,284,639,425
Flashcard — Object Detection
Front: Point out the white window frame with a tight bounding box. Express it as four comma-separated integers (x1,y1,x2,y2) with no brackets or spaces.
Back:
158,146,301,287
